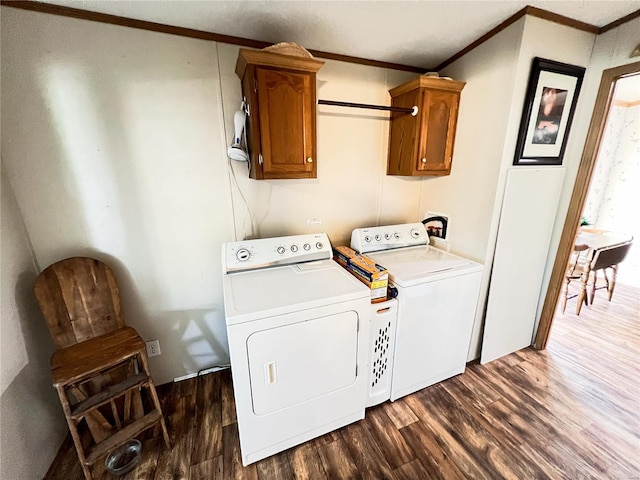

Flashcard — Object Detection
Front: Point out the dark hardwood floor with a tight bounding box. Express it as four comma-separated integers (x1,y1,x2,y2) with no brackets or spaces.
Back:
46,283,640,479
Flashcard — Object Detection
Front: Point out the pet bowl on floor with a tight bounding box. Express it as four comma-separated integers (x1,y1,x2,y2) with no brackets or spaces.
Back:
105,439,142,476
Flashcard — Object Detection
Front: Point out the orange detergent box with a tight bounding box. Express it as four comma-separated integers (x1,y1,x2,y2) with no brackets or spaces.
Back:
332,245,357,267
333,246,388,303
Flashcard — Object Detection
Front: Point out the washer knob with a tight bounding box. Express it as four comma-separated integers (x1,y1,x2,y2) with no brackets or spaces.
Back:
236,248,251,261
394,232,400,239
291,244,299,252
384,233,391,240
315,241,324,249
303,243,311,251
375,234,381,241
364,236,371,243
410,228,421,238
276,246,286,255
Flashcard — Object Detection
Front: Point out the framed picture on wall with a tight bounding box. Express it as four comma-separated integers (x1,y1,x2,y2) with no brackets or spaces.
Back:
513,57,585,166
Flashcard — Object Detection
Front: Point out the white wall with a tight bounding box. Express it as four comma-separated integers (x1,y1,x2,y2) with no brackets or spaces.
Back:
424,18,525,263
433,16,596,360
426,18,525,360
1,8,235,385
1,163,68,479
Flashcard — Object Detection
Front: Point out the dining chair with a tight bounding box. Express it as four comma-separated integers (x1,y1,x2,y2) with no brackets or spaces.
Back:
34,257,170,480
561,243,591,314
588,240,633,305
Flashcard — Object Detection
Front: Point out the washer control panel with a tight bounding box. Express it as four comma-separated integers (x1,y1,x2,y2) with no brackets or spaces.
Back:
224,233,332,273
350,222,428,254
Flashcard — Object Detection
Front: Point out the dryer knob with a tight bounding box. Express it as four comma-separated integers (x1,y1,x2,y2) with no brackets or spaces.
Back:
375,234,382,241
364,236,372,243
410,228,421,238
394,232,400,239
303,243,311,251
236,248,251,261
291,245,299,253
316,242,324,250
384,233,391,240
277,246,286,255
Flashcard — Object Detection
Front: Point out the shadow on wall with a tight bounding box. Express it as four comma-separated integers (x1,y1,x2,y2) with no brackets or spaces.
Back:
150,308,230,382
0,271,67,480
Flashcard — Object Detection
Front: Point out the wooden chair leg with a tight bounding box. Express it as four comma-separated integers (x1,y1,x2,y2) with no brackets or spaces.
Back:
608,265,618,301
590,269,597,305
561,277,570,314
56,385,93,480
137,352,171,449
577,271,589,315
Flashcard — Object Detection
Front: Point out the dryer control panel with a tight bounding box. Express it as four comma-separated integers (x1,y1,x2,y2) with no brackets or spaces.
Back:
351,222,429,254
223,233,332,273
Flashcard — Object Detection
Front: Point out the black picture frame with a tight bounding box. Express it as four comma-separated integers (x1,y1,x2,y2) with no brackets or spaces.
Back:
513,57,585,166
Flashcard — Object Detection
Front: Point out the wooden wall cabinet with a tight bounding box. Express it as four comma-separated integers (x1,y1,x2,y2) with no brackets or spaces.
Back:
235,49,324,180
387,76,465,176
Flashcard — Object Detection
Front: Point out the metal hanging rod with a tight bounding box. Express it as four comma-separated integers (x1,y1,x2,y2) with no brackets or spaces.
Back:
318,99,418,116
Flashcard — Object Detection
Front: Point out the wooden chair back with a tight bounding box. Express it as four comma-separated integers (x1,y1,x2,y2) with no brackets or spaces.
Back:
591,241,633,271
34,257,125,349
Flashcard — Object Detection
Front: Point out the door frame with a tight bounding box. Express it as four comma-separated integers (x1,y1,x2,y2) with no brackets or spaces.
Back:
533,60,640,349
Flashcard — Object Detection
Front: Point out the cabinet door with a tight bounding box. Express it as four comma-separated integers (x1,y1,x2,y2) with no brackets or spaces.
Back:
387,89,421,176
417,90,460,175
256,67,316,179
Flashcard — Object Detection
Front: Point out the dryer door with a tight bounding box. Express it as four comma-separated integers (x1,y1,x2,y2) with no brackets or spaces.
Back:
247,311,358,416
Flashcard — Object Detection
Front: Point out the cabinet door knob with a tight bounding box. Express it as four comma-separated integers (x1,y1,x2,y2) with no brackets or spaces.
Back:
306,157,313,163
421,157,427,164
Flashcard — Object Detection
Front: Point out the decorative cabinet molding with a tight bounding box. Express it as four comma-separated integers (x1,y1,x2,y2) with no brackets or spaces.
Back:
387,76,465,176
235,48,324,180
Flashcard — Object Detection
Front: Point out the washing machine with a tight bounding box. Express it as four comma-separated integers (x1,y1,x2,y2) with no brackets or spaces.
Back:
222,233,371,466
351,222,483,401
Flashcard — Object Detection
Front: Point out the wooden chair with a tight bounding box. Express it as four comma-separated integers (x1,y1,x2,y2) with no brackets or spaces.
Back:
561,243,591,314
587,240,633,305
34,257,170,480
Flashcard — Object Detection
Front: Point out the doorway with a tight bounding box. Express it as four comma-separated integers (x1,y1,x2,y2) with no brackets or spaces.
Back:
534,60,640,349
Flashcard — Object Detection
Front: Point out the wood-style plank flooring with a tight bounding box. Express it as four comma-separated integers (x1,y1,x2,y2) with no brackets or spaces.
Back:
46,283,640,479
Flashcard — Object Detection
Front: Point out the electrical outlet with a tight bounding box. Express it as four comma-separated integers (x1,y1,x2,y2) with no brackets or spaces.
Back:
146,340,161,357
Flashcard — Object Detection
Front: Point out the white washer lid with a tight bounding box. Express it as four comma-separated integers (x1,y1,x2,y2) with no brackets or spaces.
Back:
366,246,482,288
223,259,370,325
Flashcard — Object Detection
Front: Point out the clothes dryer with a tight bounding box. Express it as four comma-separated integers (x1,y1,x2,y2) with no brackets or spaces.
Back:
222,233,371,465
351,223,483,401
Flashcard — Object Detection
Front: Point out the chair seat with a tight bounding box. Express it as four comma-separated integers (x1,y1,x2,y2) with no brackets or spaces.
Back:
51,327,145,386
